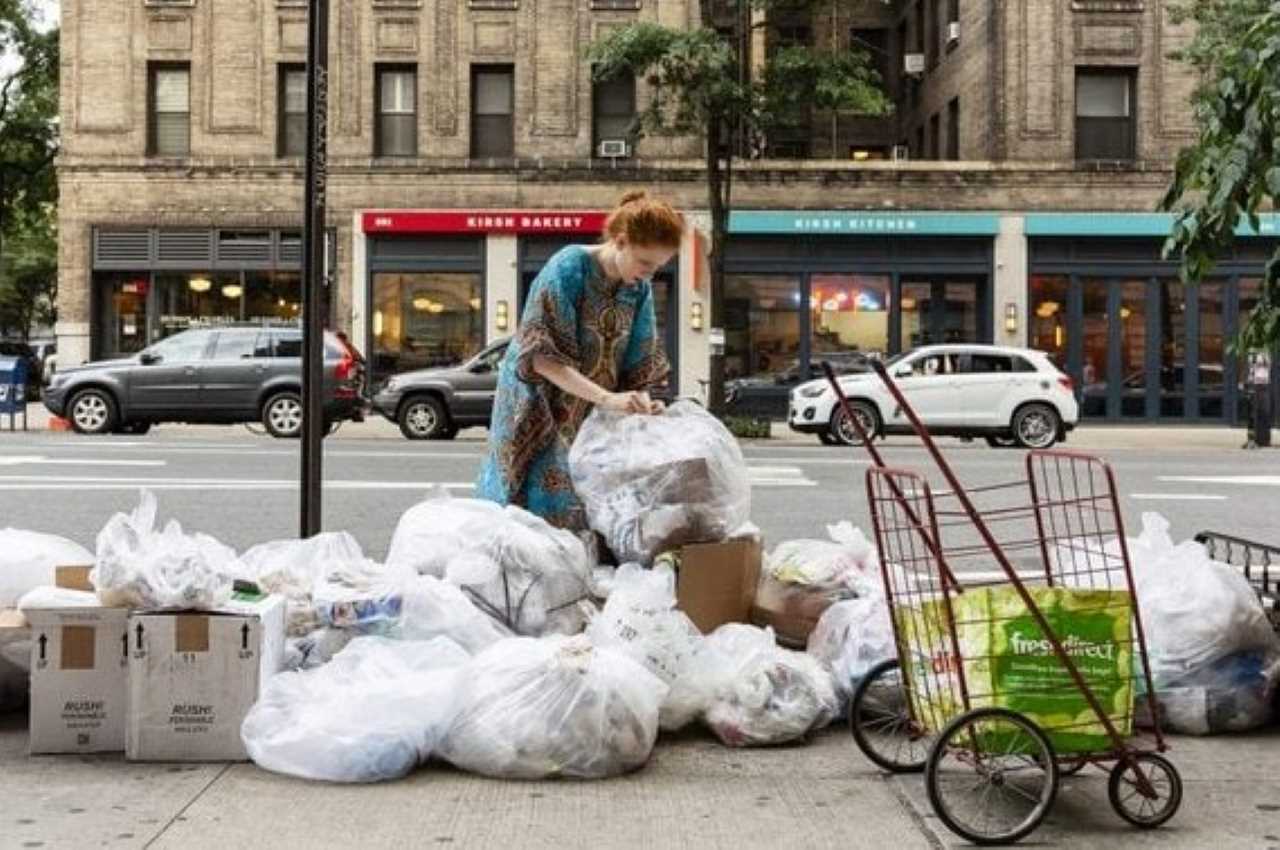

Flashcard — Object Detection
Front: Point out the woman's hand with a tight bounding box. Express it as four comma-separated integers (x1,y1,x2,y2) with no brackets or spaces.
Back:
598,390,665,415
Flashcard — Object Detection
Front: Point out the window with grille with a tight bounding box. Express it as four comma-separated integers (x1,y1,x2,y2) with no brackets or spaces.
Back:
278,65,307,157
593,71,635,156
148,64,190,157
1075,69,1135,161
471,66,515,159
376,65,418,157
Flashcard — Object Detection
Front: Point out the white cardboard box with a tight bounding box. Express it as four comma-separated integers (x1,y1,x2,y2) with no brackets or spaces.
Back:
25,603,130,754
126,593,286,762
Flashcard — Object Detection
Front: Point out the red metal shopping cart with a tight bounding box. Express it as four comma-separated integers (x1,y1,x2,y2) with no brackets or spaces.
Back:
822,360,1181,846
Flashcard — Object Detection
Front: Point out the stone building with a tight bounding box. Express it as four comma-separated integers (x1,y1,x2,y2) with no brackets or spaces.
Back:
55,0,1278,429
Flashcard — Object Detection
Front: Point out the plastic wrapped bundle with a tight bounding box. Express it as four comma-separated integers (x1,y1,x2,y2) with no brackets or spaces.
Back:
440,635,666,779
92,490,238,610
242,636,469,783
568,402,751,564
386,490,594,636
1142,650,1280,735
806,593,897,701
667,624,839,746
586,564,702,686
283,627,358,671
0,530,94,608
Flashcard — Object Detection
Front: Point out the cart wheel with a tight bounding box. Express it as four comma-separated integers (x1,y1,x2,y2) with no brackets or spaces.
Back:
849,659,934,774
926,707,1060,846
1108,753,1182,829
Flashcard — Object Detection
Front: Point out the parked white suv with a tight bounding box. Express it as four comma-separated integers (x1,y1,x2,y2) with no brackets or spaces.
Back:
789,345,1079,449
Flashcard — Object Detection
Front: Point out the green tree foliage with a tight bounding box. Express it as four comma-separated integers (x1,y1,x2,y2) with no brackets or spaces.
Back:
1161,0,1280,353
586,5,891,410
0,207,56,337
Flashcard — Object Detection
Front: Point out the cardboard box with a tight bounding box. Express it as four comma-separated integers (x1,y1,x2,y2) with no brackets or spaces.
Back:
750,574,848,649
25,599,129,754
665,538,763,634
126,593,285,762
0,608,31,710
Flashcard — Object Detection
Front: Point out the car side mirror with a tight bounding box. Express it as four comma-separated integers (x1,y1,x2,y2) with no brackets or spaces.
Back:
139,351,160,365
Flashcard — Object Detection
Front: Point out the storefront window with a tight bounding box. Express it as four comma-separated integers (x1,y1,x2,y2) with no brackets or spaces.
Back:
724,274,802,383
1157,279,1187,417
900,282,932,348
810,274,889,369
244,271,303,324
153,272,243,340
371,272,483,379
1199,280,1226,419
1080,279,1109,418
94,272,149,358
1118,279,1147,418
1029,275,1068,369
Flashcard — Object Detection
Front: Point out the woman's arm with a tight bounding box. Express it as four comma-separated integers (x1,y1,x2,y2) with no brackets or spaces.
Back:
532,355,659,414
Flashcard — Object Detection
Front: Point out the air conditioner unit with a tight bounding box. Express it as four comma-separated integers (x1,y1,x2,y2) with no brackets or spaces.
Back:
903,53,925,75
947,21,961,44
598,139,631,158
892,144,910,162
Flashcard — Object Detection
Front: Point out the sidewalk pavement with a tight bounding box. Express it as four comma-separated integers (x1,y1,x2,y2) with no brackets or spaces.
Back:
10,402,1278,451
3,707,1278,850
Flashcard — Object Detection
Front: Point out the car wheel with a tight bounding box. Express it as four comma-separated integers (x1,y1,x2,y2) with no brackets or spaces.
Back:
68,389,118,435
830,401,879,447
398,396,451,440
818,431,840,446
262,392,304,439
984,435,1017,449
1012,403,1060,449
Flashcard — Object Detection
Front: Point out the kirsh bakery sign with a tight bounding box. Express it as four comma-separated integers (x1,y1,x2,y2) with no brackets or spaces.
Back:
362,210,607,235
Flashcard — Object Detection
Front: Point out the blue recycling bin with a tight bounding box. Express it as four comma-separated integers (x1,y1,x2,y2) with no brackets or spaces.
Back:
0,356,29,430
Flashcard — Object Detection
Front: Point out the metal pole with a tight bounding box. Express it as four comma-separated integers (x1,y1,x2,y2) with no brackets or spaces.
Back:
300,0,329,537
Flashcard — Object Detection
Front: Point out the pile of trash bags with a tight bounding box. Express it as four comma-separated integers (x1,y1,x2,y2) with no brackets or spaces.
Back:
569,402,751,564
806,593,897,705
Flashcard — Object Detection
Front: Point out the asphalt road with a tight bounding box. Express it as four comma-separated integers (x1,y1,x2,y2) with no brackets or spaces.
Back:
0,426,1276,562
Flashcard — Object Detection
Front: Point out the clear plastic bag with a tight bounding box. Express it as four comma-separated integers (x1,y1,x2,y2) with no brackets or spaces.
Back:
386,490,594,636
284,627,358,672
0,529,94,608
765,522,880,596
586,564,702,686
440,634,667,779
1144,650,1280,735
92,490,238,610
806,593,897,701
395,575,510,654
666,623,840,745
569,402,751,564
242,636,469,783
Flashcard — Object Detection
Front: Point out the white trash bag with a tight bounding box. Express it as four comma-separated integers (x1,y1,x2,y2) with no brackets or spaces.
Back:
387,490,594,636
0,530,93,608
766,522,880,596
666,623,839,745
807,593,897,701
440,634,666,780
242,532,369,634
92,490,238,610
569,401,751,564
242,636,469,783
586,563,702,686
1144,649,1280,735
396,575,510,654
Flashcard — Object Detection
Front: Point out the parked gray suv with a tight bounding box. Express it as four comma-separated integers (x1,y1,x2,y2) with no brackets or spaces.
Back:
43,325,367,437
371,339,508,439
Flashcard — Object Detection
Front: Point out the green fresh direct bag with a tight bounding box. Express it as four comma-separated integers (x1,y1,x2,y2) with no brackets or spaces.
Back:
896,585,1135,754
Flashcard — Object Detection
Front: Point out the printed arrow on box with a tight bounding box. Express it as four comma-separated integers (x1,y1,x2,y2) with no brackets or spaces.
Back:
37,634,46,661
135,623,144,651
241,623,249,651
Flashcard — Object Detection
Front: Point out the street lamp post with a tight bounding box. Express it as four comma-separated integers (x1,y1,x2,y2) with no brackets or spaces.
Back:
300,0,330,537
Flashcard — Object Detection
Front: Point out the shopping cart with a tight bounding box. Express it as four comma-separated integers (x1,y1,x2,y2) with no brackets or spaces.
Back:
821,360,1181,846
1194,531,1280,631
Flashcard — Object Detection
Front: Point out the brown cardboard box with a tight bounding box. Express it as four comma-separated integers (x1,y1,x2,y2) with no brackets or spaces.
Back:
666,538,763,634
750,574,849,649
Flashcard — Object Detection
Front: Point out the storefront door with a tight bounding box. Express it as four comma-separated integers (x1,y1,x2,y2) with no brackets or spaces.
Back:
898,278,984,349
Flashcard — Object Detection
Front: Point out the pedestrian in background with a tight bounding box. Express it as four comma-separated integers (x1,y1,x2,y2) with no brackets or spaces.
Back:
475,190,683,530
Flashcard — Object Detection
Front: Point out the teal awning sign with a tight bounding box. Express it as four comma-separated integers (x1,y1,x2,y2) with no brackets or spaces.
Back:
1025,212,1280,238
729,210,1001,236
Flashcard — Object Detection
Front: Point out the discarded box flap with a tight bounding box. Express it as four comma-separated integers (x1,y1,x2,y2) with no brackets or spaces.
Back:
672,538,763,634
55,565,94,592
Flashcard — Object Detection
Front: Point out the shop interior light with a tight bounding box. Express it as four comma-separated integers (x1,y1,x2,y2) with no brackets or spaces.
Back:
901,296,916,311
469,297,482,311
373,310,384,336
1055,325,1064,348
1120,306,1133,320
427,302,445,314
278,297,287,307
412,296,432,312
188,276,212,293
222,284,243,300
1036,300,1060,318
690,302,704,331
496,300,510,332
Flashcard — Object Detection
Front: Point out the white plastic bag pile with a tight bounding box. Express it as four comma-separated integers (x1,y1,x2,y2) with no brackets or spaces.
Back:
568,401,751,564
806,592,897,703
242,636,470,783
439,634,666,779
1122,513,1280,734
386,489,594,636
92,490,238,610
586,564,701,686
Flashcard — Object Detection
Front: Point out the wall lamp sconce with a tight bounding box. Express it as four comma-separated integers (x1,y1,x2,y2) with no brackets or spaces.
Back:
496,300,510,333
690,302,704,331
1004,302,1018,335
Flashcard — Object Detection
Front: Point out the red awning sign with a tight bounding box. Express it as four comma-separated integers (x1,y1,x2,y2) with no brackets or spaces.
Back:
362,210,608,235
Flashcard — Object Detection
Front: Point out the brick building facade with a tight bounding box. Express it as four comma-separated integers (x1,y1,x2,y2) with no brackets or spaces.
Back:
55,0,1278,427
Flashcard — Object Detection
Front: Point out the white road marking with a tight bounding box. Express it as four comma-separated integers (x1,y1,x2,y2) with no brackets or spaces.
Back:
1130,493,1228,501
0,475,476,491
748,466,816,487
1158,475,1280,487
0,455,166,467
